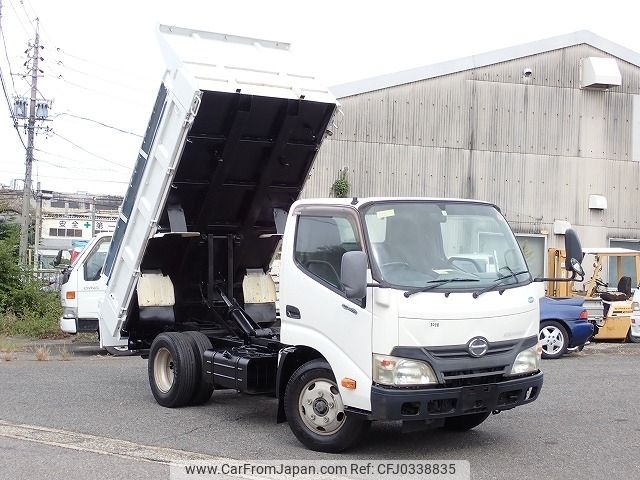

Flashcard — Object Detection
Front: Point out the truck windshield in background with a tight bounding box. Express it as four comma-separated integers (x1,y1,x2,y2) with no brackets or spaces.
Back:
362,201,530,290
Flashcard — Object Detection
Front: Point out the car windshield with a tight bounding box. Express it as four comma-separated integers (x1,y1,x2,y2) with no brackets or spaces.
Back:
362,201,530,290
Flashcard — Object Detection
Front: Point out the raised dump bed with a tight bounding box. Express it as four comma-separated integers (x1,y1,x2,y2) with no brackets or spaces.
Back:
99,25,337,348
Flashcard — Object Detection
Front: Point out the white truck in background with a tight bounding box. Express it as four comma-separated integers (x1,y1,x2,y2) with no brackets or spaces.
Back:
58,233,133,355
59,233,111,334
91,25,586,452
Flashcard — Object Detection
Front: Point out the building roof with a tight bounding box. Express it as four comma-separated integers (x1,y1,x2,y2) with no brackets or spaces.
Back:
331,30,640,98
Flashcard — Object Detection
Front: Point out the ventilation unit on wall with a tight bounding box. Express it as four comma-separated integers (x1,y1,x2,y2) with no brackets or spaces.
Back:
553,220,572,235
588,194,607,210
580,57,622,90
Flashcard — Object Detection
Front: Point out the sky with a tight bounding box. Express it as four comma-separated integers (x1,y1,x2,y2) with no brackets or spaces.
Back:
1,0,640,196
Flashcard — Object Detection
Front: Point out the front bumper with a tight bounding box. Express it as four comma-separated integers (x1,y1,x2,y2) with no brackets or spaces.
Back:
59,317,98,334
369,372,543,421
59,316,77,334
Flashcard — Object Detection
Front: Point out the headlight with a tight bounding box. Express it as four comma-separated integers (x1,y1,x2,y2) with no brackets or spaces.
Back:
373,354,438,386
632,301,639,312
507,344,541,376
62,307,77,319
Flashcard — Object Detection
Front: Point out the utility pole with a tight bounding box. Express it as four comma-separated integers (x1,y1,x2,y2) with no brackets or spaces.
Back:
34,182,42,268
18,19,41,264
90,196,96,236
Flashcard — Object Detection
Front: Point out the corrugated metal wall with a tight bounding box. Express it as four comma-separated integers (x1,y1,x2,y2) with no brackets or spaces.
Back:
303,44,640,248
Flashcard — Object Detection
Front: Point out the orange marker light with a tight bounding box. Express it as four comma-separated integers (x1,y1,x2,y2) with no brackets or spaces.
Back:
341,378,357,389
66,291,76,300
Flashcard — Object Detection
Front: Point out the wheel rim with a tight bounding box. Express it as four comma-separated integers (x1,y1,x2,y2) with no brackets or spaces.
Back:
154,347,175,393
539,326,565,355
298,378,346,435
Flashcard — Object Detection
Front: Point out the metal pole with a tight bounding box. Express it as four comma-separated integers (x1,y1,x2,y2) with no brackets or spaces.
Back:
34,182,42,268
19,20,40,264
90,196,96,236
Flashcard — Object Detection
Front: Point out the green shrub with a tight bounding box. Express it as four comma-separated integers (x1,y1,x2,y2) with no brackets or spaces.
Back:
330,168,350,198
0,223,62,339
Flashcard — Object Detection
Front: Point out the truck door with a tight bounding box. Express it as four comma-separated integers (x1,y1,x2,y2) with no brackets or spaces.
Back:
76,237,111,327
280,210,373,410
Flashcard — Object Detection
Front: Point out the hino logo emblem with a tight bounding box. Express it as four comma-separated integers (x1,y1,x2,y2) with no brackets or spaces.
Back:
467,337,489,357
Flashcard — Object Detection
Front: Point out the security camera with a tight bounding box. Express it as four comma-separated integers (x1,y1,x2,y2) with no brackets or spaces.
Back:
523,68,533,78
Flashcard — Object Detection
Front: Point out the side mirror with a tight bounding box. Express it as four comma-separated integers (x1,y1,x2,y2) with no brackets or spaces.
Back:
341,251,368,300
564,229,584,278
53,250,62,267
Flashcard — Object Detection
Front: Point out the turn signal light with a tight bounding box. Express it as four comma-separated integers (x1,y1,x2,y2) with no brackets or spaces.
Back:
579,310,588,320
341,378,357,389
65,291,76,300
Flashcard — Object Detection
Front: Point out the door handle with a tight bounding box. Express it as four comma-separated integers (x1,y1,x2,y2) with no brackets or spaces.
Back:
286,305,301,319
342,304,357,315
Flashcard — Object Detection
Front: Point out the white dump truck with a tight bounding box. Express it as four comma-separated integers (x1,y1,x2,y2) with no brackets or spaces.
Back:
96,25,585,452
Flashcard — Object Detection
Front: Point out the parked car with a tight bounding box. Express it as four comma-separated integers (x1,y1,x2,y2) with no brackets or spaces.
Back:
539,297,594,359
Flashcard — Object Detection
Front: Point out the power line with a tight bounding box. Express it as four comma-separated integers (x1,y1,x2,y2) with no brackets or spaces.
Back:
55,60,148,94
35,156,123,173
1,167,129,185
0,63,27,148
14,0,33,29
6,0,30,37
52,111,142,137
46,72,148,107
52,131,133,169
34,148,124,171
0,11,17,92
55,46,139,78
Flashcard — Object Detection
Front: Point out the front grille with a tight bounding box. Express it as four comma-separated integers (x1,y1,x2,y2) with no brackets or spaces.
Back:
427,340,518,359
442,366,506,388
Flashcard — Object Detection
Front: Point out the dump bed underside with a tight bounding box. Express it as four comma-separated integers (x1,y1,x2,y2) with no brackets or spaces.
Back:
125,89,335,341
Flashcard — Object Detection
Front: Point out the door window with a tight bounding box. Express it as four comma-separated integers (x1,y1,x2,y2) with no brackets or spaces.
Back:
84,240,111,282
294,215,360,290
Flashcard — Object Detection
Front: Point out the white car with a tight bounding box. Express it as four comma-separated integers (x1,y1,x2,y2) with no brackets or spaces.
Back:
630,289,640,342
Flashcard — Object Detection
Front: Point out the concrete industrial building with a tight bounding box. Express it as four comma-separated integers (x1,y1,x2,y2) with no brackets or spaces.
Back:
303,31,640,279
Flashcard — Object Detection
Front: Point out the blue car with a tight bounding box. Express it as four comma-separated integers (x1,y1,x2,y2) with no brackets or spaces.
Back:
539,297,595,359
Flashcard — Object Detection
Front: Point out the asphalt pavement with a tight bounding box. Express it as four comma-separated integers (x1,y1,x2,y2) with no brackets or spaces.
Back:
0,342,639,480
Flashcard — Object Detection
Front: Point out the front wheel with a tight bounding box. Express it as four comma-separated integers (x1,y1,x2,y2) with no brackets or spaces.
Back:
284,360,370,452
442,412,490,431
539,321,569,359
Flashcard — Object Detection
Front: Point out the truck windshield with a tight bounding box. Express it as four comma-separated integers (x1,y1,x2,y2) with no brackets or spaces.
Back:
362,201,530,291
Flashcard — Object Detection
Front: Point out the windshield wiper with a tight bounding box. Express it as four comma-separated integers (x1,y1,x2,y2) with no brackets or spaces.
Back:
404,278,480,298
472,269,530,298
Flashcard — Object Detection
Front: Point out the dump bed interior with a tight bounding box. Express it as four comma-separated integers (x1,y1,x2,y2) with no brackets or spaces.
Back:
99,25,336,347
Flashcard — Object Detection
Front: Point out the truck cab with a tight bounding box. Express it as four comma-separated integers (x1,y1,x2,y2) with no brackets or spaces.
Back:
59,233,111,334
277,198,544,439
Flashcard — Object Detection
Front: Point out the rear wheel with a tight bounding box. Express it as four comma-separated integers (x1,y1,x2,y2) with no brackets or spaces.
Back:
442,412,490,431
148,332,197,407
284,359,370,452
183,331,214,405
539,321,569,359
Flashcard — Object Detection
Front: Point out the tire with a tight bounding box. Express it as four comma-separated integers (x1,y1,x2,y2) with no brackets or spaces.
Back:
284,359,370,452
148,332,197,408
539,321,569,359
627,329,640,343
183,331,214,405
442,412,490,431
